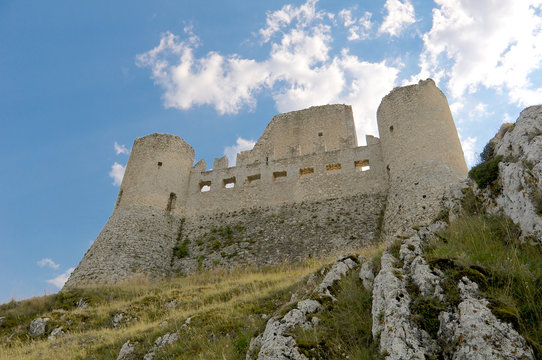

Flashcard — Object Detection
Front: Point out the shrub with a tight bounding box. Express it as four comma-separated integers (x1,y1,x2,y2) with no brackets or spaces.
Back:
480,141,495,162
468,155,502,189
173,238,190,258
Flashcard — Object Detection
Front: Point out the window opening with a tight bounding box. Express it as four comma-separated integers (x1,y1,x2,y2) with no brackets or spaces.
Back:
166,192,177,212
318,132,323,137
157,162,163,167
389,125,394,132
247,174,261,185
199,180,211,192
299,167,314,178
273,171,287,182
223,176,236,189
326,163,341,174
355,160,370,172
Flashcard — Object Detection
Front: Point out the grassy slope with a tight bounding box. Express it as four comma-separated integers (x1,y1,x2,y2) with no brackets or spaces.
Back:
1,208,540,359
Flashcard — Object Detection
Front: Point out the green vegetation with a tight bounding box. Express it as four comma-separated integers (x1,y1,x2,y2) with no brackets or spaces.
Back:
427,214,542,357
468,155,503,189
294,271,383,360
173,238,190,259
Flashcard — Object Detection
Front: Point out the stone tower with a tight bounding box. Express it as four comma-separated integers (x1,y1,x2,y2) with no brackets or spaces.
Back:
116,133,195,216
377,79,468,235
64,134,193,287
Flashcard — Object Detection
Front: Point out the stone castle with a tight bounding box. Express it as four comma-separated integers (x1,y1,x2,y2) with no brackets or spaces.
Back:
65,79,468,287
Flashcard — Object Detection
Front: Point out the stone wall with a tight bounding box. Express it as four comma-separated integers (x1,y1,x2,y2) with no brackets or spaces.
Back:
184,138,386,216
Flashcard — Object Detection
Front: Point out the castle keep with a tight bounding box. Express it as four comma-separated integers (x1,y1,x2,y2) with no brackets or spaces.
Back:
65,79,468,287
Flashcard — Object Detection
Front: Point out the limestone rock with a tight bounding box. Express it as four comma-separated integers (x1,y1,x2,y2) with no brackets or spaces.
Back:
358,256,374,291
372,251,432,359
29,317,49,337
315,256,358,300
143,332,180,360
491,105,542,241
48,326,64,340
441,278,535,360
117,340,136,360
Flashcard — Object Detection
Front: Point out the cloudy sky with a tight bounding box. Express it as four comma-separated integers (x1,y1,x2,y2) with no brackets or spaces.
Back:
1,0,541,303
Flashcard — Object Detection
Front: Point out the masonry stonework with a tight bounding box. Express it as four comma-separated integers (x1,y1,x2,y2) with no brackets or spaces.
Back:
65,79,468,288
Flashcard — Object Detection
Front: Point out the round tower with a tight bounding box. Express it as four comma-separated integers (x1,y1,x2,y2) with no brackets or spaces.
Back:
377,79,468,235
116,133,194,216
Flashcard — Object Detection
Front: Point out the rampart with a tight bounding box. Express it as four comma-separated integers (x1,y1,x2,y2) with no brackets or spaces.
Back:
65,79,468,287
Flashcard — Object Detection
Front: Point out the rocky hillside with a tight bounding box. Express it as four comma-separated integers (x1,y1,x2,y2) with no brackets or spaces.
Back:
1,107,540,359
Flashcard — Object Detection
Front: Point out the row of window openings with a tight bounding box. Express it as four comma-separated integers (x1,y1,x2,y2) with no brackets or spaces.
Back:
199,160,370,192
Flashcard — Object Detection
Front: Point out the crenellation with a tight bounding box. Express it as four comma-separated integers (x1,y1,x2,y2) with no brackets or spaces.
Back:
65,79,469,288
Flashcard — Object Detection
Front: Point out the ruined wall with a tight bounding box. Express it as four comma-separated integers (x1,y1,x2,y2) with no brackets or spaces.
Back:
184,136,386,216
238,104,357,165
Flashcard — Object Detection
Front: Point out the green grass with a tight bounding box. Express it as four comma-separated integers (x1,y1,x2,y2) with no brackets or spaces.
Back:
293,271,383,360
427,214,542,358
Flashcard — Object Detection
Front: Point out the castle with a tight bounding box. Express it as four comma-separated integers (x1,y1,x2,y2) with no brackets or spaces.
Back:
65,79,468,287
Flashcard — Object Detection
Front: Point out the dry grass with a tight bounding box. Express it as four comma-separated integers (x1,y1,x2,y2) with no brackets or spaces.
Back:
0,246,384,360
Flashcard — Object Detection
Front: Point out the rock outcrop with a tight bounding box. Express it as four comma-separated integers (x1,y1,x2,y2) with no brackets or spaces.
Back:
482,105,542,242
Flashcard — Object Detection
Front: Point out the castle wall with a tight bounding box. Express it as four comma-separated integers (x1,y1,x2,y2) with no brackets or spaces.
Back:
184,138,387,216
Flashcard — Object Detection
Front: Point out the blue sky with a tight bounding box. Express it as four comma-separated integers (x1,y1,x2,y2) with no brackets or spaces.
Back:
1,0,541,303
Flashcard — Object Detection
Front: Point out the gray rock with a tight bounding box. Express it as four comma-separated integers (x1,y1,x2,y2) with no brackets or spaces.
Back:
154,332,179,348
0,316,4,326
315,258,357,299
112,313,123,327
491,105,542,241
143,332,180,360
358,256,374,291
296,299,320,314
29,317,49,337
164,299,179,309
444,278,535,359
117,340,136,360
76,298,88,310
48,326,64,340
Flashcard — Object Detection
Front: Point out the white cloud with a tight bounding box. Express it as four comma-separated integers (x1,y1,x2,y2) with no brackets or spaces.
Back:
379,0,416,37
114,142,130,155
339,10,373,41
468,102,493,119
109,162,126,186
460,135,477,167
224,137,256,166
46,267,75,289
137,0,400,143
449,101,464,116
416,0,542,106
37,258,60,270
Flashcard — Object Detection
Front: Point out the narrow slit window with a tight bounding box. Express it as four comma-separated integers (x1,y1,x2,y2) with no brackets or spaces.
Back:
247,174,261,185
223,176,236,189
115,189,123,208
199,180,211,192
166,192,177,212
273,171,287,181
326,163,341,174
299,167,314,178
355,160,370,172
